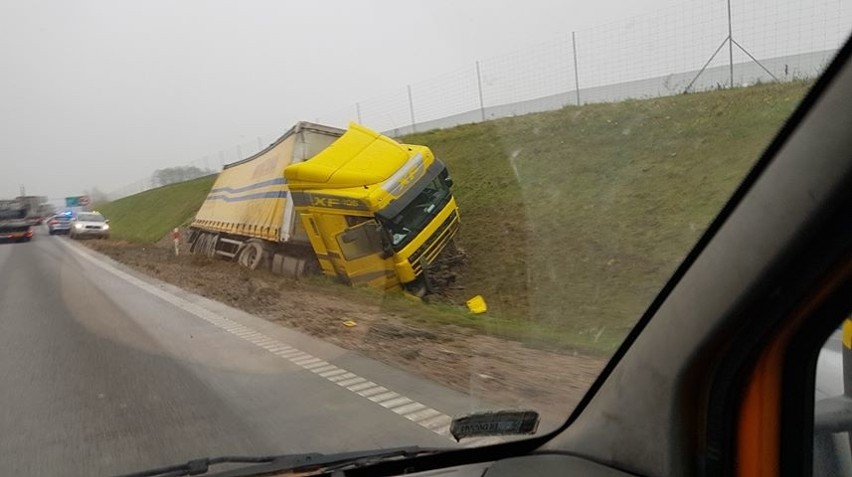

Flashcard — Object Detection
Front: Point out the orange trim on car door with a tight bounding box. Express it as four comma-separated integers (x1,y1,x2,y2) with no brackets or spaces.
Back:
737,259,851,477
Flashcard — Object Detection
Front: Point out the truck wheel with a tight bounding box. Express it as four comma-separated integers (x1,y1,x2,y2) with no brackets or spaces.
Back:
237,240,264,270
195,233,210,256
204,234,218,258
190,233,205,254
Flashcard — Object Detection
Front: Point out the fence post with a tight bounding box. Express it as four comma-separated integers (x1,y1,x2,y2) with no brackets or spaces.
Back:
356,102,363,124
407,85,416,133
727,0,734,88
572,31,581,106
476,61,486,121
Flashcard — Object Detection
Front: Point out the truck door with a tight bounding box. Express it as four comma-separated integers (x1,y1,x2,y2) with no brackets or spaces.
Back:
301,213,399,290
299,213,338,277
334,219,399,290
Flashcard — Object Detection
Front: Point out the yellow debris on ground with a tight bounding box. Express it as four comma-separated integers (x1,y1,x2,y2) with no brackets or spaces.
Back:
466,295,487,314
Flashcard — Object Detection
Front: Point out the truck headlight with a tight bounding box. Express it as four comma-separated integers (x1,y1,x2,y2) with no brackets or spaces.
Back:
103,224,110,230
74,223,83,229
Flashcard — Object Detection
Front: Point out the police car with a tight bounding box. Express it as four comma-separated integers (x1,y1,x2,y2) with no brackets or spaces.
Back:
69,211,110,239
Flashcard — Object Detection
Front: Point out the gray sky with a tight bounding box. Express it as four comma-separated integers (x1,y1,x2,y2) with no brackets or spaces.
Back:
0,0,685,200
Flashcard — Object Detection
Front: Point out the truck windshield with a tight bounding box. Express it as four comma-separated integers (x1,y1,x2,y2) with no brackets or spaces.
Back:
381,171,452,250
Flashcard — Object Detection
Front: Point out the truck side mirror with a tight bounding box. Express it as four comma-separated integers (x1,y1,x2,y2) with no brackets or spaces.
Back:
444,176,454,188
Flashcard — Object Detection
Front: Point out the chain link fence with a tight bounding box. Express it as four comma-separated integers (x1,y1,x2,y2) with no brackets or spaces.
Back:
108,0,852,200
320,0,850,136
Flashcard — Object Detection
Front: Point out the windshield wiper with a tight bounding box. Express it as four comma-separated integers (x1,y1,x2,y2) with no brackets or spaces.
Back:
115,446,447,477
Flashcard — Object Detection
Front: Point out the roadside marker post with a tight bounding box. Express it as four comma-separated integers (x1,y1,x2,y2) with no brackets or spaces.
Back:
172,228,180,256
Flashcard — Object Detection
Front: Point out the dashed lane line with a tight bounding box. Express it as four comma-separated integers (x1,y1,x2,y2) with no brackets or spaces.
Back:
60,240,498,448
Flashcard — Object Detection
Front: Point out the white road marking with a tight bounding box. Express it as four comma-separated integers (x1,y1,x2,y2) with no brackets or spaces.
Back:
369,391,400,403
319,369,347,378
292,356,321,365
336,377,366,387
328,373,357,383
311,365,338,374
278,350,306,358
419,414,452,430
380,397,413,409
346,382,376,392
301,361,330,370
392,402,426,415
404,408,441,422
357,386,388,397
433,425,452,436
59,240,509,447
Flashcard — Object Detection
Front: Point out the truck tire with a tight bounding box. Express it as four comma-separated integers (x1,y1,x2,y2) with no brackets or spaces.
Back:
271,253,319,279
237,240,265,270
271,253,286,275
204,234,218,258
193,233,209,255
193,233,217,258
189,233,202,254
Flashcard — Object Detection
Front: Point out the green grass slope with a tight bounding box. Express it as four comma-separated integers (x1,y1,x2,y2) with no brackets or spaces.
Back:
99,81,812,352
404,81,812,350
98,175,216,242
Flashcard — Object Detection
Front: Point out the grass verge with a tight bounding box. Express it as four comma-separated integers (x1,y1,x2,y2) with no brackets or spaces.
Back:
98,175,216,242
96,81,813,353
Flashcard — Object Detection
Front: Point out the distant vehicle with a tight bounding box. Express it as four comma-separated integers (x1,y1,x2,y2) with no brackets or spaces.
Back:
0,222,33,243
69,211,110,239
14,195,49,225
47,212,73,235
0,201,33,243
189,122,461,295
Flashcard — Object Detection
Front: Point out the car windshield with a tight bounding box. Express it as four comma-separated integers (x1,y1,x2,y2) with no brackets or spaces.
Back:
380,171,452,250
76,213,105,222
1,1,850,475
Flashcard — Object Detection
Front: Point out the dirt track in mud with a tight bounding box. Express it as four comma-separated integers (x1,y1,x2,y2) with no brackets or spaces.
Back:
82,236,606,425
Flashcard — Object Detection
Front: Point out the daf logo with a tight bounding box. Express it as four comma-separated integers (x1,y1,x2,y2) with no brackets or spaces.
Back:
308,196,365,210
312,197,339,207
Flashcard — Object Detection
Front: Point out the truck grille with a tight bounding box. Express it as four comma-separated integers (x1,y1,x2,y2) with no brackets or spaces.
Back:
410,210,459,276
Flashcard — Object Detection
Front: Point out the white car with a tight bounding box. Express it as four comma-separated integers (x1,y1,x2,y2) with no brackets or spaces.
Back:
69,212,110,239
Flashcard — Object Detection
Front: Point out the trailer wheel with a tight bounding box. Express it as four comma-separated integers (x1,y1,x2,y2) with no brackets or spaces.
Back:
192,233,207,255
204,234,218,258
189,233,202,254
237,240,264,270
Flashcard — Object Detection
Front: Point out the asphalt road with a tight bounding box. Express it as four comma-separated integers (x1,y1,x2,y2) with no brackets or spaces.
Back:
0,232,481,476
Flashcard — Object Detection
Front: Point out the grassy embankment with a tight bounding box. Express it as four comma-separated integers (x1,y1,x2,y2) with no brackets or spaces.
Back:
98,175,216,242
98,81,812,353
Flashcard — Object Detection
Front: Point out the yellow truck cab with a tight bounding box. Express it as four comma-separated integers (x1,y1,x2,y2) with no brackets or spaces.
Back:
190,122,459,294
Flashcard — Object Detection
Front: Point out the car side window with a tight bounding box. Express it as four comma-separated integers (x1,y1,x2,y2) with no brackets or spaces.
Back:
813,318,852,476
